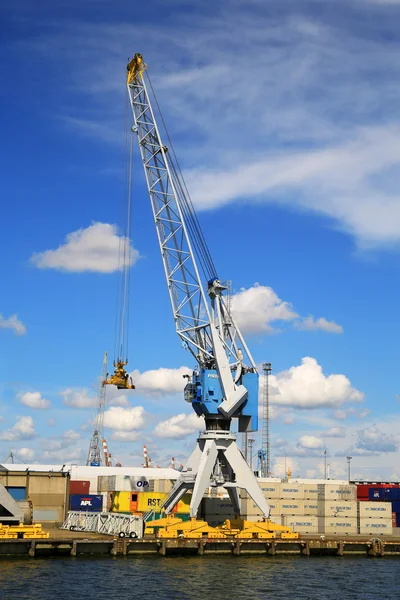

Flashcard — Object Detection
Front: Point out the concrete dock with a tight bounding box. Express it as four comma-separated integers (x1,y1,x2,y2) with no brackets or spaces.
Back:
1,530,400,558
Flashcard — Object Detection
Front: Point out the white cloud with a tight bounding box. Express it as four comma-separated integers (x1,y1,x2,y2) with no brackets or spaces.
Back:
295,316,343,334
15,447,35,461
322,426,347,438
41,447,84,462
269,357,364,409
332,408,356,421
108,395,130,407
0,314,26,336
103,406,145,431
298,435,325,450
30,222,140,273
230,284,342,336
131,366,192,395
231,284,298,335
110,431,141,442
0,416,35,441
62,429,81,440
154,413,204,439
358,408,370,419
356,425,398,453
61,388,97,409
19,391,51,410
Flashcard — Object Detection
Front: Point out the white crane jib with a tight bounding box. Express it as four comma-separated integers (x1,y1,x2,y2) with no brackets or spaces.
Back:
126,53,270,519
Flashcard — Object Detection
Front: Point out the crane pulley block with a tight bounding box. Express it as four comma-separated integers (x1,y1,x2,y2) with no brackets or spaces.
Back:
103,361,135,390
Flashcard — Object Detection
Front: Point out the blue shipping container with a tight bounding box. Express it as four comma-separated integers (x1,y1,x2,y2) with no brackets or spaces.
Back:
368,488,385,500
396,513,400,528
70,494,103,512
391,501,400,513
385,489,400,501
5,487,26,501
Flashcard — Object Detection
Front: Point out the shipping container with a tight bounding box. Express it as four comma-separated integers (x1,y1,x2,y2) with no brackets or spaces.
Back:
358,501,392,518
392,512,397,527
359,518,393,536
318,500,357,518
70,494,103,512
283,515,318,534
318,517,358,535
5,487,26,501
110,491,191,515
258,484,281,499
396,513,400,528
280,501,304,515
368,488,386,501
280,484,304,499
240,496,280,515
317,484,357,501
98,475,155,493
303,501,318,515
70,480,90,495
303,485,319,500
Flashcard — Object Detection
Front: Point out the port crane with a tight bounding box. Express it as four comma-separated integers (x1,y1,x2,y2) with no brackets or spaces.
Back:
125,53,270,520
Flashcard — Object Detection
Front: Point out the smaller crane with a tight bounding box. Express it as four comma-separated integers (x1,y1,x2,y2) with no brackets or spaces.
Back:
87,352,110,466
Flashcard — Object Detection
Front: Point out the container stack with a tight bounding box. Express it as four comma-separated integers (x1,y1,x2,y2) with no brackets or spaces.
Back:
240,480,393,535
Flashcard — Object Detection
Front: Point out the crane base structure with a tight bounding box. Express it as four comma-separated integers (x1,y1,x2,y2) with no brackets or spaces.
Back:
162,429,271,519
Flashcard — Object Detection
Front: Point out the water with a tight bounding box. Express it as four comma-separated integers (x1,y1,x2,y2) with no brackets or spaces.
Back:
0,555,399,600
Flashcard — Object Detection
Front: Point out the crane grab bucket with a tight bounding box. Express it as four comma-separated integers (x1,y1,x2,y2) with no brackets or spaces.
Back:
103,361,135,390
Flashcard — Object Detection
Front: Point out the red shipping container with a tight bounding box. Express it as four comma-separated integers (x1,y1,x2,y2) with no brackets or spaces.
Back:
70,480,90,495
392,512,397,527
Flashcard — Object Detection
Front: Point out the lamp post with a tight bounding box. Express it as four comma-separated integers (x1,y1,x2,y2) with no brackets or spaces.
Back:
324,449,327,480
347,456,353,482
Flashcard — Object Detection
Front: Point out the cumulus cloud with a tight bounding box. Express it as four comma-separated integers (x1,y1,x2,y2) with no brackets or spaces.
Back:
41,447,84,462
322,426,347,438
0,416,35,441
298,435,325,450
154,413,204,439
103,406,145,431
131,366,192,395
30,222,140,273
61,388,97,409
231,284,298,335
19,391,51,410
295,316,343,334
0,314,26,335
230,284,341,336
356,425,398,453
332,408,357,421
15,447,35,461
269,357,364,409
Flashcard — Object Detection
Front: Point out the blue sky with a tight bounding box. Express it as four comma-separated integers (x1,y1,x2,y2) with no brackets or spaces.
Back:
1,0,400,479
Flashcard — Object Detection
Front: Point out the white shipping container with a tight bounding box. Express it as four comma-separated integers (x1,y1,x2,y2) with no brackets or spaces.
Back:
98,475,154,492
280,501,304,515
319,517,358,535
317,484,357,501
359,518,393,536
318,500,357,518
259,484,281,499
284,515,318,534
280,484,304,499
303,485,319,500
241,498,280,515
358,502,392,518
303,501,319,515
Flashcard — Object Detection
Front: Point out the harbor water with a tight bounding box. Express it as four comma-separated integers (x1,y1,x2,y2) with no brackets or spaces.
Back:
0,555,399,600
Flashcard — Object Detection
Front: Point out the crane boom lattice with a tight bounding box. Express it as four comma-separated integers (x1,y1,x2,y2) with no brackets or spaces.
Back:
87,352,108,467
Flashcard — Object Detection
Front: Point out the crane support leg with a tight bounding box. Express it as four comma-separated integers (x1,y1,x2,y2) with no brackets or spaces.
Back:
163,429,270,520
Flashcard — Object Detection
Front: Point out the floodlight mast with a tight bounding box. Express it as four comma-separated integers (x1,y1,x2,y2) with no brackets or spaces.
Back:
126,53,270,519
